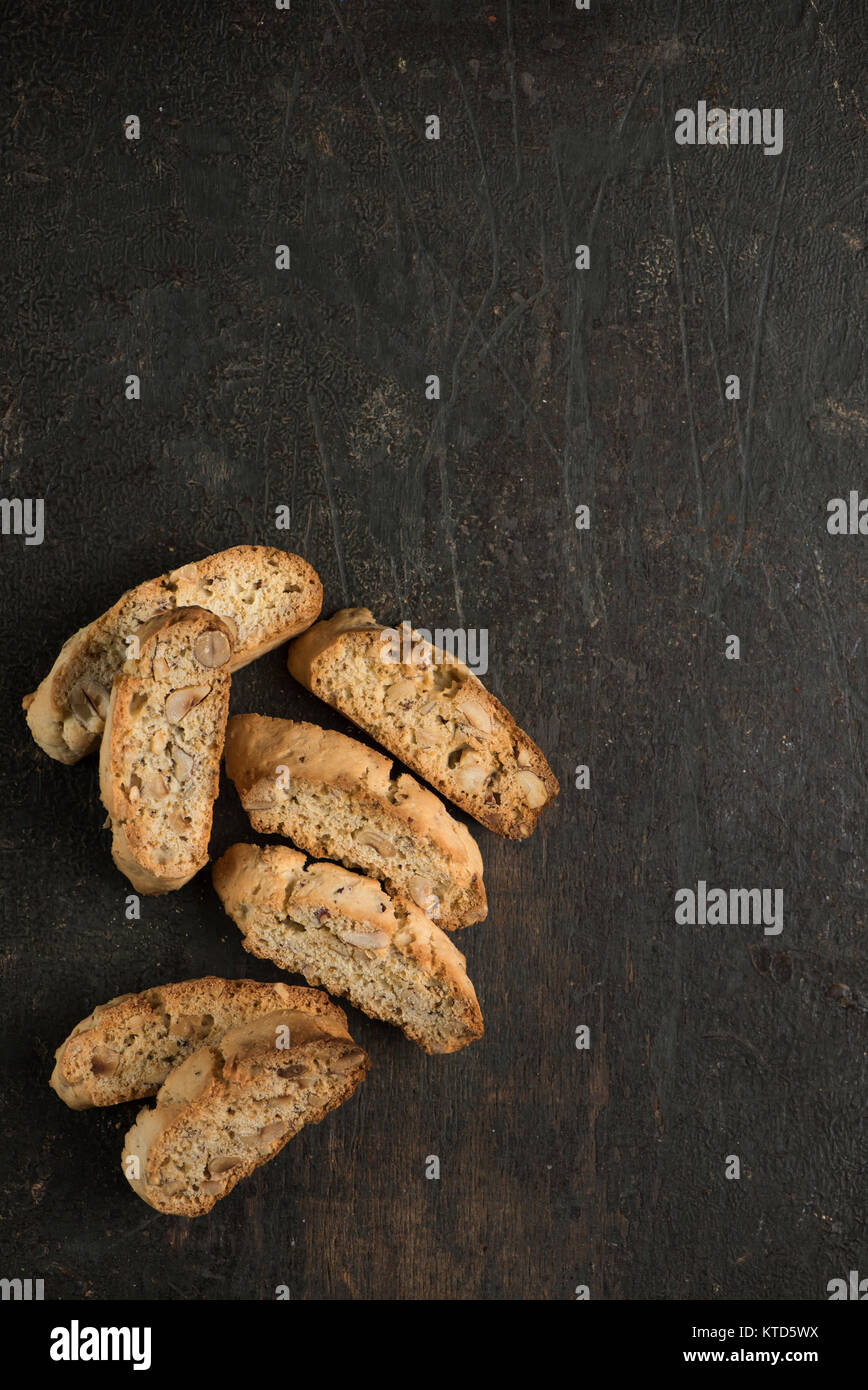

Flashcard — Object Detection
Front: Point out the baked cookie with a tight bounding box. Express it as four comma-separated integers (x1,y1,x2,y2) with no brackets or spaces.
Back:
50,977,343,1109
99,607,232,893
122,1007,368,1216
286,609,558,838
224,714,486,930
213,843,484,1054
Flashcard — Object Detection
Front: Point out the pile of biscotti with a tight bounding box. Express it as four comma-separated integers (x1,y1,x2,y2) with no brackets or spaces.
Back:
29,546,558,1217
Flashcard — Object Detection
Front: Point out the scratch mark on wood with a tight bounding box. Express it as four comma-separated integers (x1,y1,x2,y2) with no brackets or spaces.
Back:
307,386,350,604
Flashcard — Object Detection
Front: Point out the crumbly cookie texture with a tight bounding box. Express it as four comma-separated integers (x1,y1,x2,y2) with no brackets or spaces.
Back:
122,1008,368,1216
212,842,484,1054
224,713,487,930
99,607,232,894
50,977,344,1109
286,608,558,838
23,546,322,764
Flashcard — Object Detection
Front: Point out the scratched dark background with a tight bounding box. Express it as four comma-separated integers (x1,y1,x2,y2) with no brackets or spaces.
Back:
1,0,865,1302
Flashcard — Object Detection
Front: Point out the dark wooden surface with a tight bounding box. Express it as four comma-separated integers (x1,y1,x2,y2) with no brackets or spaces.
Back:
1,0,866,1301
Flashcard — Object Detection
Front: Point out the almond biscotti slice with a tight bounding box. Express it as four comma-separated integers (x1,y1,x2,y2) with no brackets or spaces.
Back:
99,607,233,894
122,1007,368,1216
286,609,558,838
23,545,322,764
224,714,487,930
212,843,484,1054
50,977,343,1110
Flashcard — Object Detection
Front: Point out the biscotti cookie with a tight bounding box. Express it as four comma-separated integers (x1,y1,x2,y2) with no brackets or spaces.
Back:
99,607,232,894
50,977,343,1110
286,609,558,838
122,1008,368,1216
212,843,484,1054
23,545,322,764
224,714,487,930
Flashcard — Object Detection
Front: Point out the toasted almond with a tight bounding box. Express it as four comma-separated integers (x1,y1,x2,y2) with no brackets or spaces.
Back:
69,679,109,732
383,679,418,709
413,722,443,749
208,1155,243,1176
199,1180,224,1195
276,1064,315,1083
84,679,110,720
453,749,489,795
409,872,433,896
454,766,488,794
460,698,492,733
165,685,211,723
356,829,396,858
151,728,169,754
515,769,548,808
194,629,231,668
343,928,391,949
408,876,440,918
258,1121,286,1144
171,744,195,783
144,770,169,800
329,1049,367,1074
516,746,534,768
152,656,170,681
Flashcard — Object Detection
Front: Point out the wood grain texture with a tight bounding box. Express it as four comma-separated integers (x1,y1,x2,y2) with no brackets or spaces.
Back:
1,0,865,1300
